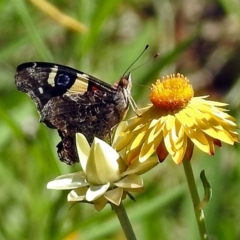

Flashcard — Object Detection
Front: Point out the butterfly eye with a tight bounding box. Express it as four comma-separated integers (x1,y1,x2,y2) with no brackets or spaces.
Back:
56,73,71,87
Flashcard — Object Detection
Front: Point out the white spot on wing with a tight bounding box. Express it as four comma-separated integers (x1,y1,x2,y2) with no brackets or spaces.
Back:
48,66,59,86
38,87,43,94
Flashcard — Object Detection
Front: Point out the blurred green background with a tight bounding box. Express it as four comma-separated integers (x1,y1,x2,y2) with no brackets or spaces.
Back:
0,0,240,239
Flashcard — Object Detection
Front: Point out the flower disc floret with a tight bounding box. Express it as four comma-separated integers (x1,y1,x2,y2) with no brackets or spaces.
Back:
150,73,194,110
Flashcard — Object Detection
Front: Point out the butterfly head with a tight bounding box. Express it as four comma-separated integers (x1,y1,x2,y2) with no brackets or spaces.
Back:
119,72,132,92
115,73,140,117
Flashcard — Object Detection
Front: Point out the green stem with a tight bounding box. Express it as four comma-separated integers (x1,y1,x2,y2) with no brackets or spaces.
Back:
183,159,208,240
111,202,137,240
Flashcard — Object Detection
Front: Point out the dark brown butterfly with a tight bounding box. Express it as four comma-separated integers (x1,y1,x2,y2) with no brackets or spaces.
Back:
15,62,135,165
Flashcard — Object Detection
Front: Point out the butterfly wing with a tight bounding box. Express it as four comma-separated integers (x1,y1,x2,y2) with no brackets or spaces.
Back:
15,62,130,165
42,90,126,164
15,62,99,111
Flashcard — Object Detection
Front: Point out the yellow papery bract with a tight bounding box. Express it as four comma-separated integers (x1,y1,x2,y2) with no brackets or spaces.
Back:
148,120,162,143
148,118,159,129
104,188,123,206
116,129,138,151
163,123,176,155
172,148,185,164
93,196,108,211
131,130,146,149
165,115,175,130
139,131,162,162
86,183,110,201
76,133,90,173
171,124,185,150
114,175,143,188
185,126,211,153
68,187,88,201
122,157,158,176
176,110,195,128
86,138,121,185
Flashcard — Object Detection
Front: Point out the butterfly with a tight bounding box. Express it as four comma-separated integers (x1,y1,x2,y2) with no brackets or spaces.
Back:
15,62,136,165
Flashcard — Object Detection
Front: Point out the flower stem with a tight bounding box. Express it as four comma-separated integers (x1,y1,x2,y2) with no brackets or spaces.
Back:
183,159,208,240
111,202,137,240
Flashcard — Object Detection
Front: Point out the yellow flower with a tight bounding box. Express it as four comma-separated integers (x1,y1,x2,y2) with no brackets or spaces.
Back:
115,74,239,164
47,132,158,210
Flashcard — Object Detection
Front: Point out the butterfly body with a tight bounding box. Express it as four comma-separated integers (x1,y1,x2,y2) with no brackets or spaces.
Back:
15,62,131,165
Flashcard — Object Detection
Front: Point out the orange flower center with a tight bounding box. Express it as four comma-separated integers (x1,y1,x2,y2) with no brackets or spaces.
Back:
150,73,194,110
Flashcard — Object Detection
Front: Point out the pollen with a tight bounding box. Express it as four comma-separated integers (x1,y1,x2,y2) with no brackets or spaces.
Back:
150,73,194,110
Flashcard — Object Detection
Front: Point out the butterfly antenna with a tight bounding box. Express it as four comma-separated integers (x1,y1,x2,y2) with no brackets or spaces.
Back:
130,53,159,73
122,45,149,77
